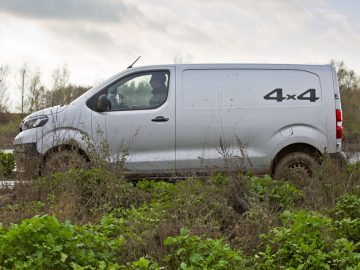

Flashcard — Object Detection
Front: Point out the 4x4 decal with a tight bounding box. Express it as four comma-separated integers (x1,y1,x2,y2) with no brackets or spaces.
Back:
264,88,319,102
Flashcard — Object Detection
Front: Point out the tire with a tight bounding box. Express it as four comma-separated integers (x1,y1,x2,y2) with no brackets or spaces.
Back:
41,149,88,176
273,152,320,187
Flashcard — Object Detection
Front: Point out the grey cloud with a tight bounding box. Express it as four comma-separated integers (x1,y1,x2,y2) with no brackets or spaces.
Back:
0,0,141,22
170,23,210,43
48,24,116,51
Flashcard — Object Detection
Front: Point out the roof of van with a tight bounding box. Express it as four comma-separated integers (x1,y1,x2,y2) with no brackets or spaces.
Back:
130,63,333,70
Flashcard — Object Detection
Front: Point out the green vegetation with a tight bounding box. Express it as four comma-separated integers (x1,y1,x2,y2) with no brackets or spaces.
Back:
333,61,360,141
254,210,359,269
164,228,246,269
0,152,14,177
0,215,124,269
331,194,360,242
247,174,303,208
0,165,358,269
0,113,23,148
119,80,152,107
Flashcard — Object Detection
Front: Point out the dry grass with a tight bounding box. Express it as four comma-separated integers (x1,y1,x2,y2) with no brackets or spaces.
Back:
299,154,360,212
0,168,148,225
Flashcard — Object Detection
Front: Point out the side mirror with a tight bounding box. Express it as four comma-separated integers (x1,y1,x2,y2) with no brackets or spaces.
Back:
96,94,110,112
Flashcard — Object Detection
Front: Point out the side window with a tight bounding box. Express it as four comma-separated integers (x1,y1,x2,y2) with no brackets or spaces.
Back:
86,70,170,111
107,71,169,111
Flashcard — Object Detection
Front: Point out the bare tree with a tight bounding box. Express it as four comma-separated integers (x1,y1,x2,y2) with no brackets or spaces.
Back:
174,54,193,64
18,64,29,114
48,64,70,107
0,65,9,113
331,60,360,92
331,60,360,139
27,69,45,113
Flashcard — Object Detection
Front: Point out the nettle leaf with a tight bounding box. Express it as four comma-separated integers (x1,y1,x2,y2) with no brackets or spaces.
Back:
60,252,68,263
190,253,203,264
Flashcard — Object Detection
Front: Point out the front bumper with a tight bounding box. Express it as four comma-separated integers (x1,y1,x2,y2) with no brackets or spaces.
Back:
13,143,42,178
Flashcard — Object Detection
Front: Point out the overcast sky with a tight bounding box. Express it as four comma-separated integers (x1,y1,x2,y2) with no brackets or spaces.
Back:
1,0,360,111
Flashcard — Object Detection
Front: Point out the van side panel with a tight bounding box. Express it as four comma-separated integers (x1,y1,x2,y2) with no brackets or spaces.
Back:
175,67,334,174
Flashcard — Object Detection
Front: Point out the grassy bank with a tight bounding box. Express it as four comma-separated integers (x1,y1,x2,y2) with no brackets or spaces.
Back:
0,158,359,269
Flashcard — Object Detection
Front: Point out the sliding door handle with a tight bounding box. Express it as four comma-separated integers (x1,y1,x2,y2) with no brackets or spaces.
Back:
151,116,169,122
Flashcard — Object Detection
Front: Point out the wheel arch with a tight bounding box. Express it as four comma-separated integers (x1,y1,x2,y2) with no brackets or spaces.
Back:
270,143,322,176
40,142,90,169
37,127,93,165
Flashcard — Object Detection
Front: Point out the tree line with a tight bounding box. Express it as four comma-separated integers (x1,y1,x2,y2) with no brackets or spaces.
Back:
333,61,360,140
0,64,90,114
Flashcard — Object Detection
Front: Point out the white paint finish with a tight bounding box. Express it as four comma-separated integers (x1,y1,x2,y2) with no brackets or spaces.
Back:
90,67,176,173
175,64,337,173
13,63,340,176
182,69,322,108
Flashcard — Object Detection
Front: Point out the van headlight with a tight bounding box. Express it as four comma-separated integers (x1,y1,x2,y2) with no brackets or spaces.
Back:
20,115,49,131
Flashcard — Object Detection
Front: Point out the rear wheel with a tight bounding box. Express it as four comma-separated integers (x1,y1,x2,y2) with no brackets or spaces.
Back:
41,149,88,176
273,152,320,187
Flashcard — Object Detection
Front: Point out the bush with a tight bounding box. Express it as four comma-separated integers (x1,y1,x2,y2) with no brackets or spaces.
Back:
98,178,224,263
164,228,247,270
0,215,124,269
97,204,165,264
0,113,24,148
0,152,14,177
137,178,234,236
247,175,303,209
341,88,360,140
136,180,176,205
41,167,147,220
332,194,360,242
255,210,360,269
0,168,148,225
332,194,360,220
120,257,160,270
121,179,242,262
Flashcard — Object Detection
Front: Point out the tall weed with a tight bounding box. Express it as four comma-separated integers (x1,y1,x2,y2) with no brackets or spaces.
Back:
164,228,247,270
0,168,147,224
0,215,124,269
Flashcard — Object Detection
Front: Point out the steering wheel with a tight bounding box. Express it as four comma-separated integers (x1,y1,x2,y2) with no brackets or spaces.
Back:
108,94,119,110
118,94,132,109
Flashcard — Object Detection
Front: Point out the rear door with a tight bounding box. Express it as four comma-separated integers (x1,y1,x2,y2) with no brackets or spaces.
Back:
175,67,254,173
175,66,324,174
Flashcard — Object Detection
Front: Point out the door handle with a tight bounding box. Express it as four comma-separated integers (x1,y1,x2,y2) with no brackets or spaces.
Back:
151,116,169,122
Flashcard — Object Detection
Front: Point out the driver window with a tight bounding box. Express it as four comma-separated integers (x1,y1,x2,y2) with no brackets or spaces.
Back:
107,71,169,111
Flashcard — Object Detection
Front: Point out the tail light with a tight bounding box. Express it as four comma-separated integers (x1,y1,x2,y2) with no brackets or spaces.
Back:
336,109,343,139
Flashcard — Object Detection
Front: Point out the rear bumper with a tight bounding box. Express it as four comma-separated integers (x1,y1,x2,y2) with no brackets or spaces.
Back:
13,143,42,178
329,151,347,165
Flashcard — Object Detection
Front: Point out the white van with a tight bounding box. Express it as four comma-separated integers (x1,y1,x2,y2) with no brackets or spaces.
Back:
14,64,345,180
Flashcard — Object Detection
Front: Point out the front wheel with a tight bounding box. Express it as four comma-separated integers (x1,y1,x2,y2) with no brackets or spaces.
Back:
41,149,88,176
273,152,320,187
